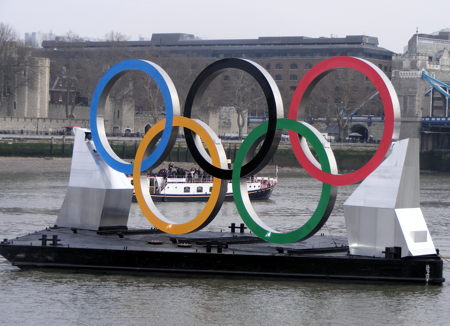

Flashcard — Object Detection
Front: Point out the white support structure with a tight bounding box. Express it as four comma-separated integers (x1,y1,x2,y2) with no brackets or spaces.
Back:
344,138,436,257
56,128,133,230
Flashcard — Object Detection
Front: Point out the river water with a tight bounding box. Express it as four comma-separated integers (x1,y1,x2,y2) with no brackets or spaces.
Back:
0,157,449,326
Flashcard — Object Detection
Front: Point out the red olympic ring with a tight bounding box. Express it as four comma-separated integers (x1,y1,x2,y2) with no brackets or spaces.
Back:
288,56,400,186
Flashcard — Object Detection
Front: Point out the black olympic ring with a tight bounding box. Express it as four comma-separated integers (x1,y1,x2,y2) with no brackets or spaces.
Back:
183,58,284,179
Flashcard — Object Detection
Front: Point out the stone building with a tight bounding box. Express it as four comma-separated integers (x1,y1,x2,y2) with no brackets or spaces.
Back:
392,29,450,145
104,80,135,136
40,33,393,136
0,56,50,119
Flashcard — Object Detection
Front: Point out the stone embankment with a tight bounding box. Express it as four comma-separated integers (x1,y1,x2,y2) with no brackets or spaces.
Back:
0,135,448,171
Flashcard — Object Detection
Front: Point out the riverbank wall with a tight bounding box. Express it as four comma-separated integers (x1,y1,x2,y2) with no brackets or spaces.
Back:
1,137,448,172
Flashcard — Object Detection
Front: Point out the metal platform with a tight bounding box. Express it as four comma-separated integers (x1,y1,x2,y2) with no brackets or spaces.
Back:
0,227,444,284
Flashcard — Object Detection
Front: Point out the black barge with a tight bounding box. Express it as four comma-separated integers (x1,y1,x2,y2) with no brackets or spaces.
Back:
0,226,444,284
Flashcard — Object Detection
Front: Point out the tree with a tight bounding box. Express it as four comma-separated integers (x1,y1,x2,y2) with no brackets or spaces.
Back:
54,66,78,119
105,31,130,42
131,54,197,128
222,70,266,138
296,68,380,141
0,23,18,111
0,22,39,117
63,30,83,42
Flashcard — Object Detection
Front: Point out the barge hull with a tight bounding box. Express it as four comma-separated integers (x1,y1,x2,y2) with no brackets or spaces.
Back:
0,228,444,284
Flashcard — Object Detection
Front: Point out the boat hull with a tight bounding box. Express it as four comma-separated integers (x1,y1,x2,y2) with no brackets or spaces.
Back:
0,228,445,284
135,185,275,202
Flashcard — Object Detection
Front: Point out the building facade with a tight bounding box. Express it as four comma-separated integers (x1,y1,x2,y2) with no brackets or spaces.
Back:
0,56,50,119
39,33,393,136
1,33,395,136
392,29,450,146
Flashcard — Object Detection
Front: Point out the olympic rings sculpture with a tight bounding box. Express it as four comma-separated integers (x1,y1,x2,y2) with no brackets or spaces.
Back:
90,56,401,244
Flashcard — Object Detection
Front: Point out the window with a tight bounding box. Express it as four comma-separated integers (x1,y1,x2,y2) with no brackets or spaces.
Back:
196,186,203,193
275,63,283,69
183,186,190,193
289,74,298,81
290,63,298,69
209,187,213,192
275,75,283,81
304,63,312,69
265,63,271,70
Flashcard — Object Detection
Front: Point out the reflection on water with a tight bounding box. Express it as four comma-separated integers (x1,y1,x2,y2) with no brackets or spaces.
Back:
0,158,449,326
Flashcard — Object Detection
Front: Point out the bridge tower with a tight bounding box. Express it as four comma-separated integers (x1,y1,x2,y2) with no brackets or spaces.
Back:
391,29,450,150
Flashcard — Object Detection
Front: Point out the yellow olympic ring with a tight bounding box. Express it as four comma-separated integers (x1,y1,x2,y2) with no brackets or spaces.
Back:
133,116,228,234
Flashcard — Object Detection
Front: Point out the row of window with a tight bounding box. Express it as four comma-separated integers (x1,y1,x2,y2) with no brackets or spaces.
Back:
275,74,299,81
264,63,313,70
206,51,391,61
270,62,391,72
201,62,391,76
223,69,389,82
183,186,213,193
182,184,259,193
223,73,299,82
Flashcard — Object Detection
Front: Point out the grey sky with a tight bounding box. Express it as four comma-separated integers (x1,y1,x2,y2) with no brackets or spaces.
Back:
1,0,449,53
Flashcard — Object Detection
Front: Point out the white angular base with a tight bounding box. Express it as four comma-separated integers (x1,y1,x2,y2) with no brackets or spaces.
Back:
345,206,435,257
395,208,436,257
344,139,437,258
56,128,133,231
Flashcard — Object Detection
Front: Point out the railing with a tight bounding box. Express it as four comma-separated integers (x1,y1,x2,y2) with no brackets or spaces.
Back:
163,176,214,183
418,36,450,45
397,70,422,78
348,115,384,122
422,116,450,125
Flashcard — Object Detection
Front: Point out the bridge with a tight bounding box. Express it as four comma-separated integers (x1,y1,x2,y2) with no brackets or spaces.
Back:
422,71,450,117
250,114,450,141
420,73,450,151
421,116,450,129
247,73,450,146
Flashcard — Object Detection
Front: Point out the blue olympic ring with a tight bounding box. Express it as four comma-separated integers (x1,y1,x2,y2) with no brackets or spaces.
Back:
90,59,180,174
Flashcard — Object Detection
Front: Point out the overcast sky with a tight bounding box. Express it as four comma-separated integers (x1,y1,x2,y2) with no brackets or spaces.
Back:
1,0,449,53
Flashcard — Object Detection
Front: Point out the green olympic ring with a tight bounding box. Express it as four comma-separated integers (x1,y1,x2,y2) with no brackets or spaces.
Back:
232,118,337,244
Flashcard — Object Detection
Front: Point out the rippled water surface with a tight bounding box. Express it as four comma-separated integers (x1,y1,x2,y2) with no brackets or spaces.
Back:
0,158,449,326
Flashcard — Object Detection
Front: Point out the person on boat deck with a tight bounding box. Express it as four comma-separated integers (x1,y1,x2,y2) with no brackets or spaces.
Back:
187,168,194,181
168,162,174,175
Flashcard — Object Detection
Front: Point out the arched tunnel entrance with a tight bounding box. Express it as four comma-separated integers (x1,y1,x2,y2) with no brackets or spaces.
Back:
350,124,369,142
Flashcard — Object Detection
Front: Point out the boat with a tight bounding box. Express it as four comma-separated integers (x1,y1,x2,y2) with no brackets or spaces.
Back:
131,164,277,202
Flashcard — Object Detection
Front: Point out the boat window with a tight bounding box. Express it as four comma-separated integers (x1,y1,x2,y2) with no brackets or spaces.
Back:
209,187,212,192
197,186,203,193
184,186,190,193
